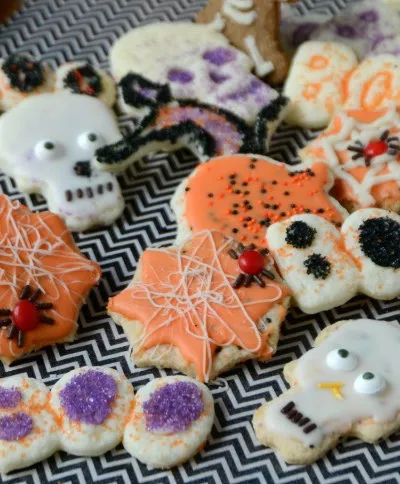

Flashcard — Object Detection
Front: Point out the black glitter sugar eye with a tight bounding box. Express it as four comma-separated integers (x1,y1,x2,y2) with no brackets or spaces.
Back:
303,253,331,279
359,217,400,268
2,54,44,92
285,221,317,248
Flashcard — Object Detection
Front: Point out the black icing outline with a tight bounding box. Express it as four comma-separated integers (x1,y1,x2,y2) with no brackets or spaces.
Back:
2,54,45,93
63,64,102,97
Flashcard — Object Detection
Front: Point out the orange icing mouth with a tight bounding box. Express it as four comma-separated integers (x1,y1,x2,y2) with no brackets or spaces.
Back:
108,230,290,381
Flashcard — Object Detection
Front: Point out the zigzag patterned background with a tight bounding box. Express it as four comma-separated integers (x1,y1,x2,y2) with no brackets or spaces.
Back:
1,0,400,482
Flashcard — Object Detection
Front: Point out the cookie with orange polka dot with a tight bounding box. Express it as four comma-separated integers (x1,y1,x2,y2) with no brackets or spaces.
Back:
171,154,348,247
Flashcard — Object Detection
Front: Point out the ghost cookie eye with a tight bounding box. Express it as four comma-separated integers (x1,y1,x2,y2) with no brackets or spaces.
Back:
326,348,358,371
2,54,44,92
78,131,104,150
354,371,386,394
303,253,331,279
285,221,317,249
34,139,62,160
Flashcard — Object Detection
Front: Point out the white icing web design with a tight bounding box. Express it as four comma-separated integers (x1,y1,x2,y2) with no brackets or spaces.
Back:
124,230,284,381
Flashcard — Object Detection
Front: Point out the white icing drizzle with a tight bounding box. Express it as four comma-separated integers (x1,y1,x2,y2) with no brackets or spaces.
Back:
208,13,226,32
263,320,400,447
222,0,257,25
244,35,275,77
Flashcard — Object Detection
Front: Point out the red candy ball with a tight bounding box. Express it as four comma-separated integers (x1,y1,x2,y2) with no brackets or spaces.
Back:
12,300,40,332
238,250,264,275
364,140,388,158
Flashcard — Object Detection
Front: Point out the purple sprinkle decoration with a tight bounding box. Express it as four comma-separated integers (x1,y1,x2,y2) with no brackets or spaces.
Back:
335,24,357,39
59,370,117,425
0,412,33,441
167,68,194,84
0,387,22,409
359,10,378,22
203,48,236,66
143,381,204,434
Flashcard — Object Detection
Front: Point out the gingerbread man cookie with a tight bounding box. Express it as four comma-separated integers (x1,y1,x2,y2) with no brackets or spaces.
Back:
253,319,400,464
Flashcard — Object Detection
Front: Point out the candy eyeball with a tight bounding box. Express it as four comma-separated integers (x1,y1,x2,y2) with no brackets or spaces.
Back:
326,348,358,371
34,140,63,161
354,371,386,395
77,131,105,151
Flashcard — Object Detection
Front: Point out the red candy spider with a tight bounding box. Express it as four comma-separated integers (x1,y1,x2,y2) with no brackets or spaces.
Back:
347,130,400,167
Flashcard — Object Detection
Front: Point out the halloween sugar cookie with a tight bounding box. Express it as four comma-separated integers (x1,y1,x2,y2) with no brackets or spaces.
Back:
108,230,291,382
171,154,347,247
300,103,400,212
0,54,55,112
51,367,134,456
283,41,358,128
0,195,101,363
253,319,400,464
0,92,127,231
124,376,214,468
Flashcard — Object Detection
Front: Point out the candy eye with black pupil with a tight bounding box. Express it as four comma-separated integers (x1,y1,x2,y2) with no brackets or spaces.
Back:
34,140,62,161
88,133,97,142
354,371,386,394
326,348,358,371
78,132,104,150
44,142,54,150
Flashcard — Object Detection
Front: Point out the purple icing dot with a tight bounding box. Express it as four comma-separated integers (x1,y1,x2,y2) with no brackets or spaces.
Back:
59,370,117,425
0,387,22,409
209,71,230,84
167,68,194,84
335,24,357,39
143,381,204,433
203,48,236,66
359,10,378,22
0,412,33,441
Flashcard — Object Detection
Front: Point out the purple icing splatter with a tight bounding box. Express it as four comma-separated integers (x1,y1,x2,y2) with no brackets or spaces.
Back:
222,78,263,101
335,24,357,38
168,68,194,84
0,387,22,409
209,71,230,84
203,48,236,66
143,381,204,433
0,412,33,441
359,10,378,22
59,370,117,425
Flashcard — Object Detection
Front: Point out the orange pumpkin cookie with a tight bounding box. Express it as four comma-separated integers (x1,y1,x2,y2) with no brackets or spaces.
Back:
0,195,101,363
108,230,291,382
171,154,347,247
300,103,400,212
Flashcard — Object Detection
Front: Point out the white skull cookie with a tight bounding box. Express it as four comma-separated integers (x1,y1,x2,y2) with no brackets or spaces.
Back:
253,319,400,464
0,92,125,231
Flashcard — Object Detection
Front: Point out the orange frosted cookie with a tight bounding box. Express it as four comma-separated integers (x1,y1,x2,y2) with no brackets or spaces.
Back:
0,195,101,363
171,154,347,247
300,103,400,211
108,230,291,382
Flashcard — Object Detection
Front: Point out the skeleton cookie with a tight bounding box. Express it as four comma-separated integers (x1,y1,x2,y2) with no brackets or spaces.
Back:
110,22,282,123
0,92,126,231
253,319,400,464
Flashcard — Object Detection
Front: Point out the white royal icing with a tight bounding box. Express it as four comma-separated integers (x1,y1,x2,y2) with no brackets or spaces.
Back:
263,319,400,447
222,0,257,26
244,35,275,77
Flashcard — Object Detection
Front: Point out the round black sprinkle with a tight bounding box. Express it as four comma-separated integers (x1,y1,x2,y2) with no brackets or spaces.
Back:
271,180,277,185
338,349,349,358
290,203,296,208
359,217,400,268
247,205,253,210
232,228,238,233
246,217,251,221
235,190,241,194
261,189,267,193
2,54,44,92
229,174,236,178
230,180,236,185
303,253,331,279
242,182,248,186
272,204,279,210
243,223,248,228
232,210,238,215
284,191,290,196
249,164,256,169
233,203,239,208
280,212,286,217
208,193,214,198
185,187,190,192
285,221,316,249
244,190,250,195
305,208,311,213
317,208,325,213
264,204,270,208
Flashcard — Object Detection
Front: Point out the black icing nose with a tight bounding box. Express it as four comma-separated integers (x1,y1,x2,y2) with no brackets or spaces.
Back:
74,161,92,177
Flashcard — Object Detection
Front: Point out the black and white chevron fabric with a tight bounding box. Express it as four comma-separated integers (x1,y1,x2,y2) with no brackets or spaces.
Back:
1,0,399,483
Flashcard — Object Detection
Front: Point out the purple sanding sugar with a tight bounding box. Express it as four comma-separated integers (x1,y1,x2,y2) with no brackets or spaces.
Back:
143,381,204,433
203,48,236,66
168,68,194,84
0,387,22,409
0,412,33,441
59,370,117,425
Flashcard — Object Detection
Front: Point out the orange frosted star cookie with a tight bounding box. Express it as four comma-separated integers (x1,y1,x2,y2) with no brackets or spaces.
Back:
171,154,347,247
108,230,291,382
0,195,101,363
300,103,400,212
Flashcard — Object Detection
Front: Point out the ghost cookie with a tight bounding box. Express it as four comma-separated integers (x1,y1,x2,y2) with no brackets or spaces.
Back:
94,73,288,171
300,103,400,212
341,208,400,300
283,41,358,128
108,230,290,382
266,214,360,314
0,92,127,231
110,22,282,123
0,376,59,473
171,154,347,247
124,376,214,468
51,367,134,456
55,62,117,107
253,319,400,464
0,54,55,112
0,195,101,363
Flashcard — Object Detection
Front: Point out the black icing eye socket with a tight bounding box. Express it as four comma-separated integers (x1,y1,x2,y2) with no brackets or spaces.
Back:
303,253,331,279
359,217,400,268
2,54,44,93
354,371,386,394
285,221,317,248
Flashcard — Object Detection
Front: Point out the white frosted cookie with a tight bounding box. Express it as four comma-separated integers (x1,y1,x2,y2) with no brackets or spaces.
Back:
123,376,214,468
110,22,281,123
341,208,400,299
253,319,400,464
0,92,126,232
283,41,358,128
0,54,55,112
266,214,360,314
51,367,134,456
55,62,117,107
0,376,59,474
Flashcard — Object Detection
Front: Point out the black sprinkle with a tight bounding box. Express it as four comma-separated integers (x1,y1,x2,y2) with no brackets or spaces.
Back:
208,193,214,197
232,228,238,234
285,221,316,249
304,253,331,279
359,217,400,268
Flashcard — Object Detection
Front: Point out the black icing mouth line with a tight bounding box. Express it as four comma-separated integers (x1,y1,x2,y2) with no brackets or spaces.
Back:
65,182,114,202
280,401,318,435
